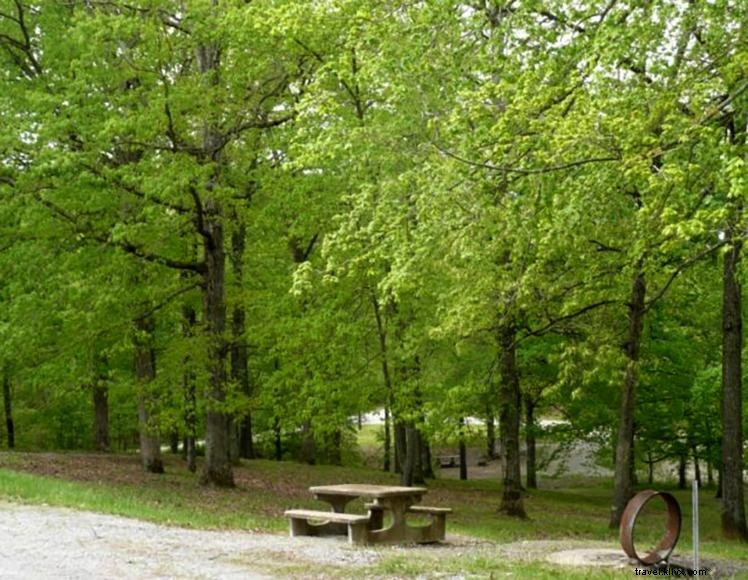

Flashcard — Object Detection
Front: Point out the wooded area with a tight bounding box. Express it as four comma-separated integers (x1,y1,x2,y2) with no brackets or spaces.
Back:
0,0,746,542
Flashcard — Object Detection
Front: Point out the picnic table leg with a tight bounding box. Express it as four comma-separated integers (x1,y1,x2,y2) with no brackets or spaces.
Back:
365,497,446,544
290,517,312,537
367,504,384,530
366,497,417,543
310,493,355,535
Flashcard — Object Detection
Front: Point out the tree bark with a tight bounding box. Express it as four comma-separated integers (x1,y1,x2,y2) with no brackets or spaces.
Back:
230,223,254,460
525,395,537,489
498,322,525,517
199,198,233,486
134,315,164,474
91,353,109,452
300,420,316,465
678,452,687,489
182,304,197,473
273,416,282,461
195,28,234,487
609,271,646,528
394,420,406,474
328,429,342,466
721,234,748,540
3,374,14,450
169,432,179,454
647,452,654,485
419,429,434,479
459,418,468,481
486,409,496,459
383,403,391,472
92,382,109,452
401,423,422,486
371,293,393,472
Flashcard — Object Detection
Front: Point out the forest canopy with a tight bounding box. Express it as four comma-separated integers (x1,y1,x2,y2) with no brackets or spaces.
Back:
0,0,746,540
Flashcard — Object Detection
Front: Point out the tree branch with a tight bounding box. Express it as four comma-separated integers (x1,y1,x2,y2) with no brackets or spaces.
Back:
84,162,190,214
109,236,206,273
133,282,200,322
188,184,210,240
520,300,617,341
644,240,726,311
302,233,319,261
588,239,622,252
13,0,41,76
433,142,620,175
35,192,205,273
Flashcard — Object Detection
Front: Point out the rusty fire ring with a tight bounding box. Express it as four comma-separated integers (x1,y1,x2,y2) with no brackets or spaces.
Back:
620,490,682,565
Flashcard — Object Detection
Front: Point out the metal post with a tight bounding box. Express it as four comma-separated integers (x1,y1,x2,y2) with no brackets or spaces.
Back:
692,480,699,574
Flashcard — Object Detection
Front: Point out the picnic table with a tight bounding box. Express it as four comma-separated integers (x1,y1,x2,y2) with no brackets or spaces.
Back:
284,483,451,545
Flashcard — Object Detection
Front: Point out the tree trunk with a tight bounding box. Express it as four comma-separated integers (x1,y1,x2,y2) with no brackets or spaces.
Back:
239,415,254,460
401,423,421,486
184,373,197,473
721,234,748,540
609,271,646,528
678,452,687,489
525,395,537,489
273,416,282,461
498,322,525,517
134,315,164,474
371,293,393,473
228,421,239,465
459,418,468,481
647,452,654,485
169,432,179,454
300,420,316,465
230,223,254,460
486,409,496,459
3,374,14,450
92,382,109,452
195,31,234,488
394,421,406,474
419,430,434,479
183,303,197,473
200,198,233,486
383,403,391,472
329,429,342,466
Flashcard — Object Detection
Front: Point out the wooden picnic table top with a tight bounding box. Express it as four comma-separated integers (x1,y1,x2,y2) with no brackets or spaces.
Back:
309,484,428,498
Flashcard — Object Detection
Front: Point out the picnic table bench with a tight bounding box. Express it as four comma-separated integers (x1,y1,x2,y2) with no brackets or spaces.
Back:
284,483,451,545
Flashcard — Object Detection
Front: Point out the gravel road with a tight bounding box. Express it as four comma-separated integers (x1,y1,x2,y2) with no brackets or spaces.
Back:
0,502,379,579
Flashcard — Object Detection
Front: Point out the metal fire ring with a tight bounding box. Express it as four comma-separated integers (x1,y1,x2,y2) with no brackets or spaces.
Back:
620,490,681,565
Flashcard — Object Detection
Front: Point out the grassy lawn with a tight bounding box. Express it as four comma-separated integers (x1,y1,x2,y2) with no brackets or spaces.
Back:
0,450,746,577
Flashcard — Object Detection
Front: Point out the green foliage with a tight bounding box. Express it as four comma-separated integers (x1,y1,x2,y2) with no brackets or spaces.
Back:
0,0,746,515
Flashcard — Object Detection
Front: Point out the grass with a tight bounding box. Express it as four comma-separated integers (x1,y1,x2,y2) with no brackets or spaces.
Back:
0,450,746,578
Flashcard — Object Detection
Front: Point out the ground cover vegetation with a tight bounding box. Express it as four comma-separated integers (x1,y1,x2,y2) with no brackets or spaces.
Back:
0,0,747,549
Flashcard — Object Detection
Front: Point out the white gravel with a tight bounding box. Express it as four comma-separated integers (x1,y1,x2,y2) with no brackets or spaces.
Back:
0,502,380,579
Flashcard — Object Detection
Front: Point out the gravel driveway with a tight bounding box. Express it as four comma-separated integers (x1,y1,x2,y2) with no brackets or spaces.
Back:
0,502,379,579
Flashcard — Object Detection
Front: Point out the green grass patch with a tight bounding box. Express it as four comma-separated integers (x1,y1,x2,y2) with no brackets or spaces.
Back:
0,466,275,530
